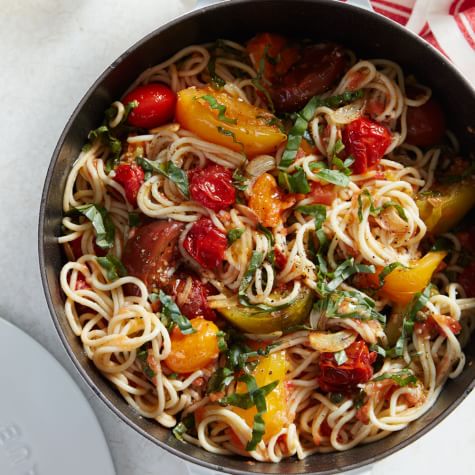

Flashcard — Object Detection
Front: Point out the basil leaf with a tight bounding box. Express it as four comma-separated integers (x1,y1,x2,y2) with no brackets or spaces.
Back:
238,251,265,300
199,95,237,124
207,57,226,89
316,168,350,187
326,258,375,292
257,224,275,265
217,330,228,352
87,125,122,173
296,204,327,230
278,167,310,193
357,189,378,222
69,204,115,249
334,349,348,366
105,100,138,126
378,262,407,286
96,254,127,282
136,157,189,198
172,414,195,441
381,201,408,222
227,228,245,245
158,290,196,335
128,212,140,228
369,343,386,357
279,90,364,170
217,126,244,150
232,169,248,191
207,367,234,394
373,369,417,386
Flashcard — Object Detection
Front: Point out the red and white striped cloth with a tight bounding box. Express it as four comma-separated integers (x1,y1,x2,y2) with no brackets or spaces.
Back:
360,0,475,82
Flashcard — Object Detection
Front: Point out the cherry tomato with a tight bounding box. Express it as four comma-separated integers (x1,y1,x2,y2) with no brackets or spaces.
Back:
122,83,176,129
189,164,236,212
122,220,184,292
406,88,445,147
309,182,336,206
318,340,376,393
271,44,346,113
169,275,216,320
183,217,227,271
415,314,461,339
113,163,145,207
458,261,475,298
165,317,220,373
342,118,392,174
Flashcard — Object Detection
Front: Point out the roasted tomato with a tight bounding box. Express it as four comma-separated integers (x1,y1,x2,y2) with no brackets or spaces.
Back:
175,86,286,156
169,275,216,320
183,217,227,270
271,44,346,113
415,314,462,339
309,182,336,206
342,118,392,174
248,173,295,227
189,163,235,211
122,83,176,129
458,261,475,298
165,317,220,373
113,163,145,207
318,340,376,393
406,88,445,147
122,220,184,292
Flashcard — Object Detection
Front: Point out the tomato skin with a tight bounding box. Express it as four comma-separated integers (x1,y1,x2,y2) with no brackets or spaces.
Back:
458,261,475,298
406,98,445,147
122,220,184,292
271,44,346,113
169,275,216,320
123,83,176,129
113,164,145,207
165,317,220,374
342,118,392,174
309,182,336,206
318,340,376,393
189,164,236,212
183,217,227,271
415,314,461,338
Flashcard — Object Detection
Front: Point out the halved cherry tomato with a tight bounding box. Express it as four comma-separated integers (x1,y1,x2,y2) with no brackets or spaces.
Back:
123,83,177,129
406,88,445,147
175,86,286,156
247,33,300,82
169,275,216,320
122,220,184,292
248,173,295,227
380,251,447,304
189,164,235,211
113,163,145,207
233,350,290,442
164,317,219,373
183,217,227,270
318,340,376,393
309,182,336,206
342,117,392,174
271,44,346,113
458,261,475,297
415,314,461,338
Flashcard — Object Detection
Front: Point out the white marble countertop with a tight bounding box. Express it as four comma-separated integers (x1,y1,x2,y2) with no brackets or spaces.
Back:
0,1,473,474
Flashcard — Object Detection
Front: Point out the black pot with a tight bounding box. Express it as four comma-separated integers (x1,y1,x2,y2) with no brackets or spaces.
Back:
39,1,475,473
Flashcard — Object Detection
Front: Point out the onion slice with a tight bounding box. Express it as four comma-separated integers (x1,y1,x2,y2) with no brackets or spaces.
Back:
308,330,357,353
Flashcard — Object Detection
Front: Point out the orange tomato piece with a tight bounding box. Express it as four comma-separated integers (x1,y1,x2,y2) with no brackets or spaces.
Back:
233,350,289,442
175,86,286,156
380,251,447,304
164,317,219,373
249,173,295,227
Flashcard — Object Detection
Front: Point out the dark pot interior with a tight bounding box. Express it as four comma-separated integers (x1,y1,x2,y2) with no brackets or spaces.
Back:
39,1,475,473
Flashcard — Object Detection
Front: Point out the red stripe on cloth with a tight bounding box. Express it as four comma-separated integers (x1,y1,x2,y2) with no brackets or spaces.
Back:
419,22,431,36
450,0,475,15
454,8,475,49
371,0,413,14
372,5,409,25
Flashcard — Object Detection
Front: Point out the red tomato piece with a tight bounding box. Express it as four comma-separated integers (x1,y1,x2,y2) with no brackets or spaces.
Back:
458,261,475,298
342,118,392,174
309,182,336,205
122,83,176,129
318,340,376,393
169,275,216,320
68,236,107,260
189,164,236,212
183,217,227,271
74,272,90,291
274,248,288,270
415,315,461,338
113,163,145,207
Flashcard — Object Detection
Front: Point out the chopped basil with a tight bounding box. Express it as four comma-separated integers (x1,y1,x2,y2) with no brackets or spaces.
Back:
251,46,274,112
87,125,123,172
257,224,275,265
217,126,244,150
381,201,408,222
136,157,189,198
334,349,348,366
369,343,386,357
358,190,407,223
278,167,310,193
329,392,344,404
216,330,228,352
128,212,140,227
97,254,127,281
227,228,245,245
378,262,407,287
158,290,196,335
172,414,195,441
316,168,350,187
373,369,417,386
279,90,364,170
105,100,138,126
207,367,235,394
199,95,237,124
326,258,375,292
238,251,265,303
207,57,226,89
232,169,248,191
296,204,327,231
68,203,115,249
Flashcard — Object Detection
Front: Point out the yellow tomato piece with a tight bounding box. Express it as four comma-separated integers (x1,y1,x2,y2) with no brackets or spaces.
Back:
175,86,286,156
381,251,447,304
164,317,219,373
233,350,289,442
248,173,295,227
